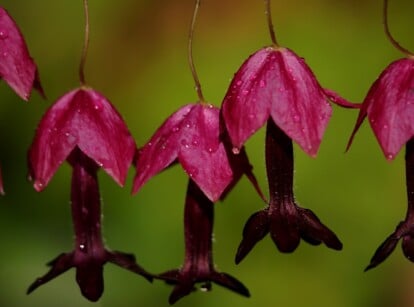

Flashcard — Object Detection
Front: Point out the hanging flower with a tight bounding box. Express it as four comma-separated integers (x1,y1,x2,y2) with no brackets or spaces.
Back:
347,0,414,270
221,0,355,263
0,7,42,100
27,88,152,301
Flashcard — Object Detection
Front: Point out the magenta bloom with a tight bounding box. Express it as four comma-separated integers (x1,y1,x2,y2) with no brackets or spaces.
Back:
27,87,152,301
222,46,352,157
0,7,42,100
347,57,414,270
348,58,414,160
133,103,256,202
222,46,349,262
158,180,249,304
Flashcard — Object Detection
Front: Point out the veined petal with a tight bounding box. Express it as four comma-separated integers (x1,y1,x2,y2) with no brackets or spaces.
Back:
364,58,414,160
222,46,331,156
134,104,234,202
222,48,272,150
0,8,42,100
28,88,135,190
132,104,194,194
268,48,331,157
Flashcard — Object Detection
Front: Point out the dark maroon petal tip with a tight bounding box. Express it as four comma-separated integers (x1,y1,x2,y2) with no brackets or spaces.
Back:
298,208,343,250
27,253,74,295
365,234,400,271
210,272,250,298
107,251,153,282
235,210,269,264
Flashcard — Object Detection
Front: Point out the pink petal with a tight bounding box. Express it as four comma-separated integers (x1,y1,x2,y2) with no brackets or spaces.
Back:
0,8,42,100
222,47,332,157
133,104,234,202
29,88,135,190
222,48,272,151
268,48,331,157
364,58,414,160
133,104,194,194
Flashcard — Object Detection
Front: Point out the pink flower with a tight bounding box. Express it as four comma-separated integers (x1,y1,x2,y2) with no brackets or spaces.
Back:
0,7,42,100
221,46,351,263
222,46,353,157
27,87,152,301
348,58,414,160
133,103,258,202
29,88,135,190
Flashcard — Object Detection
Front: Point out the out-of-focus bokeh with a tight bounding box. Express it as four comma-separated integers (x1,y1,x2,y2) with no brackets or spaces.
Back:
1,0,414,306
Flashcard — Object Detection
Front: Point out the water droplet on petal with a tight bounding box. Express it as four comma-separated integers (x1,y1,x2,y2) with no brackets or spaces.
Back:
242,89,250,96
383,124,388,129
292,114,300,122
172,126,180,132
79,244,86,251
236,80,242,86
0,30,8,39
200,282,212,292
2,52,8,57
192,140,199,146
259,80,266,88
181,139,189,148
94,104,100,110
207,147,213,153
387,153,394,160
147,142,153,147
232,147,240,155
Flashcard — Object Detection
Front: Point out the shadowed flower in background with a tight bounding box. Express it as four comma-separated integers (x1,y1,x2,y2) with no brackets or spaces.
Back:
0,6,43,194
347,0,414,271
27,88,152,301
221,0,355,263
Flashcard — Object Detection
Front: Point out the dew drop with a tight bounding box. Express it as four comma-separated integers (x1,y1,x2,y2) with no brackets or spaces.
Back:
34,180,45,190
192,140,199,146
236,80,242,86
232,147,240,155
2,52,7,57
292,114,300,122
200,283,211,292
181,139,189,148
79,244,86,251
383,124,388,129
242,89,249,96
172,126,180,133
94,104,100,110
147,142,153,147
0,30,8,39
387,153,394,160
259,80,266,88
207,147,213,153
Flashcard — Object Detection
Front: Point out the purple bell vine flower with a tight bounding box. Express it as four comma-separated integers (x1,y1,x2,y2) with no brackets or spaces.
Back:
134,1,261,303
347,0,414,270
27,1,152,301
221,0,357,263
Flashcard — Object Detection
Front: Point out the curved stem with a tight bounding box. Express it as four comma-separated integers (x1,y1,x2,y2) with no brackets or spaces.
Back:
188,0,206,103
383,0,414,57
265,0,279,47
79,0,90,86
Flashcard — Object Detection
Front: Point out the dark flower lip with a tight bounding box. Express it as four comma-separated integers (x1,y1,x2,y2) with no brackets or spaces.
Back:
235,204,342,264
27,250,153,302
158,268,250,305
365,220,414,271
28,87,136,190
347,58,414,160
133,103,253,202
0,7,43,100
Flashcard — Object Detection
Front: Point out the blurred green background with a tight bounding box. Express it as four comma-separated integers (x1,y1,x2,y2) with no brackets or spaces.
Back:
1,0,414,306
